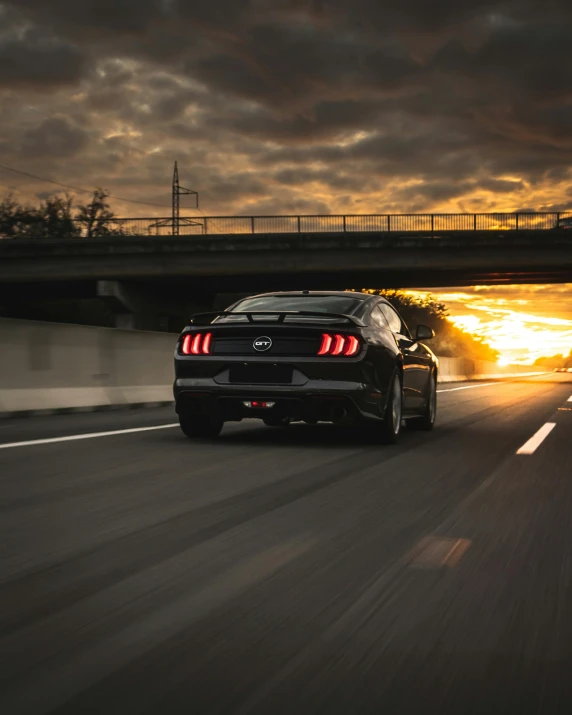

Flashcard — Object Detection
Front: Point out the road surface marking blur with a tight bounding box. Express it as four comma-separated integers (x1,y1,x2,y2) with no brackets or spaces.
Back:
516,422,556,455
437,382,496,393
406,536,472,569
568,396,572,402
0,538,316,714
0,423,179,450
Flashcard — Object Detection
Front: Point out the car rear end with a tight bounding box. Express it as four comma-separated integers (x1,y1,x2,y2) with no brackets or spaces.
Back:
173,310,386,428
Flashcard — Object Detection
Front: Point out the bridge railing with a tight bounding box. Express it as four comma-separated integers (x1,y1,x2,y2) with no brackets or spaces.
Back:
95,212,571,237
3,212,571,238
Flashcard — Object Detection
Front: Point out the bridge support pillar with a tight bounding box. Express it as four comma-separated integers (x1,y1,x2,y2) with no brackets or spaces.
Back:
97,281,174,331
96,281,217,332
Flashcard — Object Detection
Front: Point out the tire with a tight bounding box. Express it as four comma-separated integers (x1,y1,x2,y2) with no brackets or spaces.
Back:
179,414,223,439
379,373,403,444
262,415,291,427
408,372,437,431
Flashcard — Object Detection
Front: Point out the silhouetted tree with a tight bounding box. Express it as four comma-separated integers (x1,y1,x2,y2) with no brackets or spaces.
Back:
0,193,79,238
75,188,121,237
0,195,21,237
0,189,128,238
36,195,79,238
535,350,572,369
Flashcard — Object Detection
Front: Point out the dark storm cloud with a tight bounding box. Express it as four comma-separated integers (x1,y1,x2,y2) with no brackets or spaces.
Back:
2,0,168,36
478,178,525,194
20,118,90,158
187,24,423,114
274,166,382,193
0,32,89,89
434,25,572,104
217,100,385,144
1,0,572,213
394,181,473,203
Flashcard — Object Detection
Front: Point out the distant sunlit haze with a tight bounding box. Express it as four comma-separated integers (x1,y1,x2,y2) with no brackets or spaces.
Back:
409,285,572,365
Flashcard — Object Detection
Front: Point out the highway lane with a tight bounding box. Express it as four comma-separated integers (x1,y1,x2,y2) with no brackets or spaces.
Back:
1,374,572,713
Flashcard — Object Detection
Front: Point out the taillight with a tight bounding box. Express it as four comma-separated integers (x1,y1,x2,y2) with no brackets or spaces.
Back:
331,334,345,356
202,333,212,354
344,336,360,356
191,334,202,355
181,332,213,355
317,333,361,357
318,334,333,355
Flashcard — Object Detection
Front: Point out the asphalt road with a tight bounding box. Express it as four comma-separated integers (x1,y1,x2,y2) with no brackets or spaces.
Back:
1,374,572,714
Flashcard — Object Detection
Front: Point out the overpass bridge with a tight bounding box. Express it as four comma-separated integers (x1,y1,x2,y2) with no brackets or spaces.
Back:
1,211,571,329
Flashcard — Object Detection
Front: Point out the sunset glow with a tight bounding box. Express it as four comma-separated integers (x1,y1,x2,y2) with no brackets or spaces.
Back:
409,286,572,365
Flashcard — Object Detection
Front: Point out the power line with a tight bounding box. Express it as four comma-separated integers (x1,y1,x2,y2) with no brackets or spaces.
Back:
6,103,207,215
0,162,173,209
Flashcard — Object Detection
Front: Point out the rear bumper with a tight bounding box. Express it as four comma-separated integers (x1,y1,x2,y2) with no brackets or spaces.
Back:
173,377,385,422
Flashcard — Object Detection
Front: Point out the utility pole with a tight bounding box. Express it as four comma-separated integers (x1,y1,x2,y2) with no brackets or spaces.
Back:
150,162,202,235
173,161,180,236
172,161,199,236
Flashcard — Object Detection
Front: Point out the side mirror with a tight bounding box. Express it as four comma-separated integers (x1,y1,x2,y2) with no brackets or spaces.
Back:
416,324,435,340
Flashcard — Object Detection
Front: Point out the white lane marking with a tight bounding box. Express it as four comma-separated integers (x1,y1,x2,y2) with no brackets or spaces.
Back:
516,422,556,455
568,396,572,402
437,382,497,393
0,423,179,450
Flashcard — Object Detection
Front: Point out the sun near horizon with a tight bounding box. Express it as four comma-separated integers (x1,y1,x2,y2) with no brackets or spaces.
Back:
407,285,572,366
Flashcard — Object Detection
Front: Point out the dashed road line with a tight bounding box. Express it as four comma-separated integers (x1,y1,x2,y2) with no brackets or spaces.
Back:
516,422,556,455
405,536,472,569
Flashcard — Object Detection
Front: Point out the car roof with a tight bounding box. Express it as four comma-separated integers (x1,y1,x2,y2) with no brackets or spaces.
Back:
244,291,373,301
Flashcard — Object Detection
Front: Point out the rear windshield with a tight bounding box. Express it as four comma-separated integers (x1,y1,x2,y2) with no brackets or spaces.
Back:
232,295,361,314
216,295,362,323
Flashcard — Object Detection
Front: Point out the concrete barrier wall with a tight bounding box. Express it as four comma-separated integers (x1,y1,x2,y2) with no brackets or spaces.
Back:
434,357,467,383
0,318,546,414
437,357,544,383
0,318,175,413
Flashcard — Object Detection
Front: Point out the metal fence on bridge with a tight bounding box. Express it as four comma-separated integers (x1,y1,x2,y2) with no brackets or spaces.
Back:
3,212,572,238
83,212,572,237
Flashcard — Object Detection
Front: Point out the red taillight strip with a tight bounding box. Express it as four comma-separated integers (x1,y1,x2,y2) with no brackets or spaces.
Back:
318,333,333,355
317,332,360,357
182,332,214,355
331,334,345,356
344,335,360,356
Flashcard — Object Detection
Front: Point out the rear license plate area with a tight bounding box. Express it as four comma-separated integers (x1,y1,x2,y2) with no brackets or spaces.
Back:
229,365,293,384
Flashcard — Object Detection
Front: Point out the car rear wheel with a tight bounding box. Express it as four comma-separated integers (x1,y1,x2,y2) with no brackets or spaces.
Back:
379,373,403,444
408,372,437,431
179,414,223,439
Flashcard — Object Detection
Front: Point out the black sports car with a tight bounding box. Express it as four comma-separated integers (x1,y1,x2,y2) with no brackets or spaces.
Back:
173,291,438,443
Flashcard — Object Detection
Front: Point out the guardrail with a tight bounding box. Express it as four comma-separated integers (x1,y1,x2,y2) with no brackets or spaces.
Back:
91,212,572,236
3,212,572,238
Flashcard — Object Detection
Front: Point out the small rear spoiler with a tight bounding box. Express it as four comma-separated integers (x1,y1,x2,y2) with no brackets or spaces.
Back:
189,310,366,327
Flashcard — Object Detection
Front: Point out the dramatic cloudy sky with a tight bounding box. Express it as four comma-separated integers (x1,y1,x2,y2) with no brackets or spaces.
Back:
1,0,572,362
1,0,572,216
